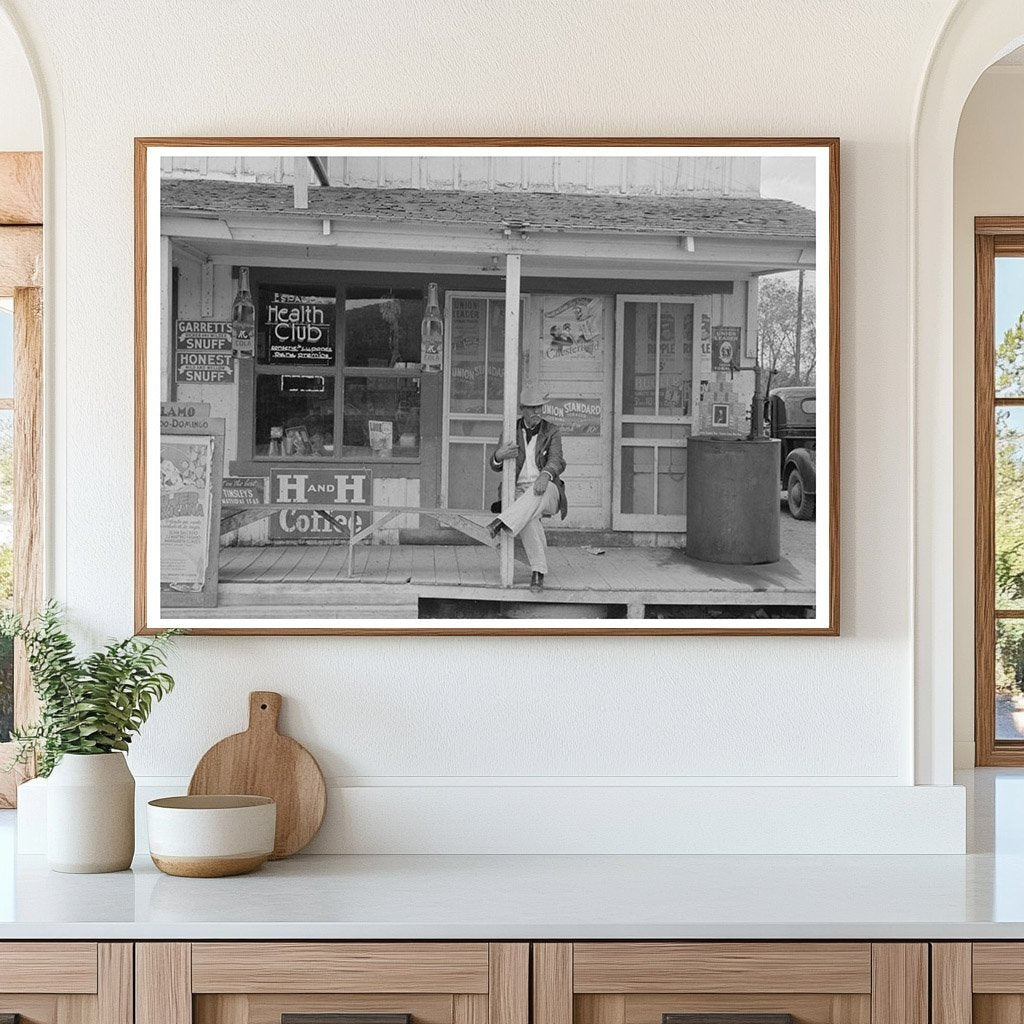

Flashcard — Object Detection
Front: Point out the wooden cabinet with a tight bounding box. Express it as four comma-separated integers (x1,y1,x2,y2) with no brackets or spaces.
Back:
532,944,928,1024
932,943,1024,1024
0,938,944,1024
0,943,132,1024
136,944,528,1024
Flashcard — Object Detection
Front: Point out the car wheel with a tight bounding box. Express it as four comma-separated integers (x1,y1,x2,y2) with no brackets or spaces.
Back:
787,468,815,520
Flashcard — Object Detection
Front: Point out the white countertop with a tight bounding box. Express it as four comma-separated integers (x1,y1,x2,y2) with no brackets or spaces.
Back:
0,849,1023,940
0,769,1021,941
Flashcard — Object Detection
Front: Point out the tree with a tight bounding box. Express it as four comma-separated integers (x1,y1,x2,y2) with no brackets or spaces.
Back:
994,312,1024,693
757,273,816,389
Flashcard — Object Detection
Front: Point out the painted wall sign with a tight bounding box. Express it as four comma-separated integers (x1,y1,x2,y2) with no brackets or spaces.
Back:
261,289,336,365
269,468,371,505
540,295,603,361
174,321,235,384
222,476,268,507
542,397,603,436
268,508,366,540
160,401,212,431
712,326,742,371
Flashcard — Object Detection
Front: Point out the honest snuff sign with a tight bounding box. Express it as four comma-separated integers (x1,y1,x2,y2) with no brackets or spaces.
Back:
174,320,235,384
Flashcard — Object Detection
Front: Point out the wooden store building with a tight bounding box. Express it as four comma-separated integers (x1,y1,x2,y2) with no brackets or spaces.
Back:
159,155,815,553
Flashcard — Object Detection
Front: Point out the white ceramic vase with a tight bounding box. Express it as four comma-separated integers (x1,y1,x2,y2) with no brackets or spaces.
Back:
46,752,135,873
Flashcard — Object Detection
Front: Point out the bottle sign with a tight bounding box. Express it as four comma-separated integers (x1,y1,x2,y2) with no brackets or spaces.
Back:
232,266,256,358
420,282,443,373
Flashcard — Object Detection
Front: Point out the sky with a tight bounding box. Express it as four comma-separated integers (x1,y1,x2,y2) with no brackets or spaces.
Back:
760,156,817,210
0,307,14,397
997,257,1024,342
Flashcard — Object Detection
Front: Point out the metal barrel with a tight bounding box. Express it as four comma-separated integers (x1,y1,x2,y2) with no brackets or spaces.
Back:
685,436,782,565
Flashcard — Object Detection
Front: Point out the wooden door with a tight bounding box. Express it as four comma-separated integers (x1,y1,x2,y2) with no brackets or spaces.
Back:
527,294,614,530
613,296,704,532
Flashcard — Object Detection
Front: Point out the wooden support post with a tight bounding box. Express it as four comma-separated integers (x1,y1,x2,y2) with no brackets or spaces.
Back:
160,235,173,402
501,254,521,588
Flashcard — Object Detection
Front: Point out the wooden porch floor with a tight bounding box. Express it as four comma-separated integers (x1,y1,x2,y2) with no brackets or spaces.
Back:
206,517,816,618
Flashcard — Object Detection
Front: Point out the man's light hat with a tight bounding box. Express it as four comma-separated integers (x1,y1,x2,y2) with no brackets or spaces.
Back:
519,385,548,407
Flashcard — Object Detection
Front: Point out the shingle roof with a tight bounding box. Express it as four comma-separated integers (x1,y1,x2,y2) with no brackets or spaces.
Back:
161,179,815,240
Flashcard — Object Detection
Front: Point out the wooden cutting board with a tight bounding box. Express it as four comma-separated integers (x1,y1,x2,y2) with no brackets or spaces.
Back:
188,691,326,859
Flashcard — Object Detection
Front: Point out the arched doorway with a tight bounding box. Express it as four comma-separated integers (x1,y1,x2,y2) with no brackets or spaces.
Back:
913,1,1024,784
0,6,44,808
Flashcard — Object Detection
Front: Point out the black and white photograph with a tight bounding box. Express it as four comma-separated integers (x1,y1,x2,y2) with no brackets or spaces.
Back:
137,141,837,634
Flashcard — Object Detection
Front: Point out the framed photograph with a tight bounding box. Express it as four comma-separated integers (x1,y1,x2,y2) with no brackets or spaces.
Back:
135,137,839,635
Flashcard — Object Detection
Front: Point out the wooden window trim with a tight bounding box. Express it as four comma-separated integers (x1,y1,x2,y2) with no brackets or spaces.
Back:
0,151,44,807
976,218,1024,764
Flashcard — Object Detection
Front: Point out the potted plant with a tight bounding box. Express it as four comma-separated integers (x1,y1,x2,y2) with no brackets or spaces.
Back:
2,603,179,873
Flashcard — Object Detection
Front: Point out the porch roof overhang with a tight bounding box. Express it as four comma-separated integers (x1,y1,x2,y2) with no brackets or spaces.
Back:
160,179,817,280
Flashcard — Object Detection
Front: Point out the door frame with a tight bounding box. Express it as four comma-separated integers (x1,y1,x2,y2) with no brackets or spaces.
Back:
0,151,44,807
975,218,1024,765
612,293,704,532
440,290,527,509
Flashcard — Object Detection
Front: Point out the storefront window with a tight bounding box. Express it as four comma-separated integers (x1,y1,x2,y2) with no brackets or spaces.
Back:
254,374,336,458
343,375,420,457
621,301,694,417
345,289,423,367
449,296,506,415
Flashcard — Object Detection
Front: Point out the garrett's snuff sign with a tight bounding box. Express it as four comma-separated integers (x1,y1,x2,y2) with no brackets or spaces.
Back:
174,321,235,384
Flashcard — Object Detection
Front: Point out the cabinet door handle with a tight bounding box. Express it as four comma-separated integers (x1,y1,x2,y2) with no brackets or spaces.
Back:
283,1015,411,1024
664,1016,795,1024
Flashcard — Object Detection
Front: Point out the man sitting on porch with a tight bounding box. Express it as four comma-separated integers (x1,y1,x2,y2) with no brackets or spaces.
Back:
487,387,568,593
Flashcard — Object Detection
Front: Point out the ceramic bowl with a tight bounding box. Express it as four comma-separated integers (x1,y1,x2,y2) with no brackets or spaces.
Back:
147,795,276,877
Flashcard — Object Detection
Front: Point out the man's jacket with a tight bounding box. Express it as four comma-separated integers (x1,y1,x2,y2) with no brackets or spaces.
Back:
489,417,568,519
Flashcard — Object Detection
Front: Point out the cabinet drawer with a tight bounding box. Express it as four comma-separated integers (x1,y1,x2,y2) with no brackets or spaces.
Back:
533,943,925,1024
572,944,872,994
140,942,529,1024
0,942,99,993
191,943,491,994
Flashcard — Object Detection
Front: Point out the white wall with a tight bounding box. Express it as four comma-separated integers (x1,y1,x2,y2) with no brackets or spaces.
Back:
952,65,1024,767
0,6,39,151
0,0,974,852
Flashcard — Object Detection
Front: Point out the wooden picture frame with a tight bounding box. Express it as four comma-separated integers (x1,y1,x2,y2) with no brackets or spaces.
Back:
135,137,840,636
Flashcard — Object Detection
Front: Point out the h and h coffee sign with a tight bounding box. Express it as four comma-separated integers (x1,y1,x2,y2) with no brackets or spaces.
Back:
267,469,371,541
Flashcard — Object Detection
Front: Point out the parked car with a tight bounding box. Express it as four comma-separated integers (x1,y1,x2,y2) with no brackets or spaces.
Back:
766,386,816,520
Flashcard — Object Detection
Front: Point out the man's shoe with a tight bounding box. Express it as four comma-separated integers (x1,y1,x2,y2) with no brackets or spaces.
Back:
487,518,505,540
530,571,544,593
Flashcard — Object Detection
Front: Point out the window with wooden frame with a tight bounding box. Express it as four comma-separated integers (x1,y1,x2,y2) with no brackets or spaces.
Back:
229,268,425,465
0,151,44,806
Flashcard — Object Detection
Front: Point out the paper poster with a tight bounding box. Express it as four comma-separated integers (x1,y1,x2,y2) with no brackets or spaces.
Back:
540,296,604,362
160,436,214,589
368,419,394,455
